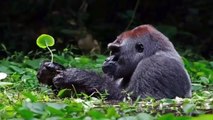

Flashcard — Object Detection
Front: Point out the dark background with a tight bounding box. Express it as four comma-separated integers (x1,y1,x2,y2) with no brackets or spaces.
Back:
0,0,212,59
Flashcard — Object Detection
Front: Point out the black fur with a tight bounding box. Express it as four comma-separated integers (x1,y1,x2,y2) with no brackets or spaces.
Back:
37,25,192,100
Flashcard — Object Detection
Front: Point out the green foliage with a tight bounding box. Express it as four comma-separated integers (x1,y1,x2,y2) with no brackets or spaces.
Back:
0,52,212,119
183,58,213,85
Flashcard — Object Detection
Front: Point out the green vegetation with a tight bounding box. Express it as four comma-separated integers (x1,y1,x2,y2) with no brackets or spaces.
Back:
0,0,212,119
0,52,212,120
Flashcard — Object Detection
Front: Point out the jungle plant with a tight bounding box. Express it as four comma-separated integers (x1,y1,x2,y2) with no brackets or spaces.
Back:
36,34,55,63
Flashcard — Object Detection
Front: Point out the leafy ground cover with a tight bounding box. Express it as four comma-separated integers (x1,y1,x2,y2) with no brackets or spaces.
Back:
0,52,212,120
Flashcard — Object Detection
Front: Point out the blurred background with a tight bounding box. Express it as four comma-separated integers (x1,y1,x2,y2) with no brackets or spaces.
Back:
0,0,212,59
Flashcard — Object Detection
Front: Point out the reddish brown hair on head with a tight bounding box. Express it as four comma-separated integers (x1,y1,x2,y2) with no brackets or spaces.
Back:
113,24,156,44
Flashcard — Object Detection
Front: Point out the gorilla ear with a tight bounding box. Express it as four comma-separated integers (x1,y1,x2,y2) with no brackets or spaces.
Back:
135,43,144,53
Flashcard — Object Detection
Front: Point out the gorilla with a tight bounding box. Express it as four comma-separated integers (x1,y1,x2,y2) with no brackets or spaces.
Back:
37,25,192,100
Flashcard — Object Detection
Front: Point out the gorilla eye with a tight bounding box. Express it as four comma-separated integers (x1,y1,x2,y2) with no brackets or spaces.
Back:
135,43,144,52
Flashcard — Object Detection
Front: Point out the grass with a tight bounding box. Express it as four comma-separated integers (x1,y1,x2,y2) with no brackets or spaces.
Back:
0,51,212,120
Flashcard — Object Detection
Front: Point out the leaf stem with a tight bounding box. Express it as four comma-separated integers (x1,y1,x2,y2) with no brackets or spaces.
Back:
45,42,54,63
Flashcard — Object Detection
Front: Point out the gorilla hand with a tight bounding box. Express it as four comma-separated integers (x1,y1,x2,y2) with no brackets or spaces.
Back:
52,68,82,89
37,61,65,86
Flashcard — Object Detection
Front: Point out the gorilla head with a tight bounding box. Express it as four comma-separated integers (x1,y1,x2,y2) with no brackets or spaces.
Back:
102,25,180,80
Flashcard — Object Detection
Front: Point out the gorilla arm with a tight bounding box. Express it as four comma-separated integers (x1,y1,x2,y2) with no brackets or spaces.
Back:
37,62,125,100
127,53,192,99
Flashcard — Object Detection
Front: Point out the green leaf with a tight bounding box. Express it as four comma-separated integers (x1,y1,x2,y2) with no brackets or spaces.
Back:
36,34,55,48
18,107,34,119
57,89,72,98
0,104,5,110
24,58,44,69
182,103,195,114
136,113,154,120
192,83,203,91
118,116,137,120
75,56,91,65
24,102,46,114
87,110,105,119
199,77,209,84
23,92,38,102
46,103,67,110
192,114,213,120
106,107,120,118
21,74,33,82
45,117,63,120
9,65,25,74
66,102,83,113
46,106,65,116
0,66,12,74
0,82,13,87
158,114,191,120
158,113,175,120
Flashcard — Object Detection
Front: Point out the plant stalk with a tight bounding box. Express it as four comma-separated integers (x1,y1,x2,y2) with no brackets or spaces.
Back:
45,42,54,63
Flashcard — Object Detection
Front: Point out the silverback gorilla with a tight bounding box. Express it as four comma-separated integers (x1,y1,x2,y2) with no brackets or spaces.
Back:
37,25,192,100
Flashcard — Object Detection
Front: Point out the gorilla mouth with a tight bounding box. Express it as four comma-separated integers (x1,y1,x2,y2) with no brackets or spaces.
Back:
112,54,119,61
102,55,119,75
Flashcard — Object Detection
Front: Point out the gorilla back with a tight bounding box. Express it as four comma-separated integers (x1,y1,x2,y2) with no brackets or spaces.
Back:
37,24,192,100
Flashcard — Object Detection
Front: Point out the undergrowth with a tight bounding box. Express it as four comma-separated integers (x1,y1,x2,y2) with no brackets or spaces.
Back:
0,51,212,120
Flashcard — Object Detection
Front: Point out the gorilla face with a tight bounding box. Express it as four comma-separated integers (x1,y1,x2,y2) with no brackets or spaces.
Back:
102,37,145,80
